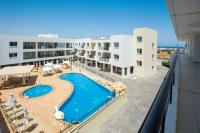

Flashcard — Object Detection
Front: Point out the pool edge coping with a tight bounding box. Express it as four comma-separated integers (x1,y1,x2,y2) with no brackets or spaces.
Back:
19,85,54,99
70,92,125,133
58,71,120,132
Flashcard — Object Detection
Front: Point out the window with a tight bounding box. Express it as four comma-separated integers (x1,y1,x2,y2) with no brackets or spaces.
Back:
114,42,119,48
66,43,72,48
137,36,142,43
114,54,119,60
45,42,55,48
81,43,85,48
23,42,36,49
137,60,142,66
125,68,127,75
38,51,45,58
9,42,17,47
98,52,101,56
55,50,65,56
9,53,18,59
137,48,142,54
66,50,73,55
23,52,36,59
152,54,154,59
130,66,134,74
38,42,45,49
57,43,65,48
152,43,155,48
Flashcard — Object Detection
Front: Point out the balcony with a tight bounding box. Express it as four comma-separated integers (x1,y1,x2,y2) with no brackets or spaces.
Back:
78,53,85,57
23,42,36,49
80,45,85,49
138,53,178,132
175,55,200,133
23,52,36,60
66,50,75,56
99,46,109,51
86,45,95,50
38,50,65,58
66,43,73,48
38,42,65,49
98,42,110,51
90,43,96,49
138,53,200,133
99,57,109,62
87,55,95,59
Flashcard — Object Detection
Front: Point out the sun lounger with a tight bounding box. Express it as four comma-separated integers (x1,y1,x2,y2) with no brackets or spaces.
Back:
6,108,24,118
2,102,22,112
1,97,43,133
17,119,37,133
30,125,44,133
2,82,16,89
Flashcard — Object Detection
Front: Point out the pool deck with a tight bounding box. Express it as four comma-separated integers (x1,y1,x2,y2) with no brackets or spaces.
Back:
0,65,168,133
0,68,74,132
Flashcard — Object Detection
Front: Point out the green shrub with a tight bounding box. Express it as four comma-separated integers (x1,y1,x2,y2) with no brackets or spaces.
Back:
162,61,171,68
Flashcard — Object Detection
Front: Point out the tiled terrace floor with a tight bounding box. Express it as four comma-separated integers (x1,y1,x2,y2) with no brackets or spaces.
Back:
177,54,200,133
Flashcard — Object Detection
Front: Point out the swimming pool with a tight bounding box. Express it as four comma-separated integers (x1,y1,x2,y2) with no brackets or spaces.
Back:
23,85,53,98
59,73,115,123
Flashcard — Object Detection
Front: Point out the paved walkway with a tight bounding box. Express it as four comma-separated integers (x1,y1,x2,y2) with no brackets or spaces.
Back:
82,65,121,82
176,55,200,133
95,66,168,133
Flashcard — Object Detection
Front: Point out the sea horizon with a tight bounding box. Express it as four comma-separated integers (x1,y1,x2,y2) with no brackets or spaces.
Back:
158,45,185,48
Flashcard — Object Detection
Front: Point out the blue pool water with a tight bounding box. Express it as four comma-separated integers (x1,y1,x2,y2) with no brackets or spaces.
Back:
59,73,115,123
23,85,52,98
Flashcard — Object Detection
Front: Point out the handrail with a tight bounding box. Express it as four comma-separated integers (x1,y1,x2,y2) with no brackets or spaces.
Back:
59,122,74,133
76,96,114,123
138,55,178,133
71,61,115,82
60,94,119,133
81,64,115,83
70,94,122,133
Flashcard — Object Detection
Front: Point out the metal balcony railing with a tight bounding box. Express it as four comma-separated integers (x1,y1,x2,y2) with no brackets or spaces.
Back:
99,47,109,51
99,57,109,62
138,55,178,133
87,55,95,58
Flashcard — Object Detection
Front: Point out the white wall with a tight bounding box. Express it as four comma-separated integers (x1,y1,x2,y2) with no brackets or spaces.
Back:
110,35,134,68
0,35,73,66
133,28,157,76
164,55,179,133
0,28,158,77
75,35,134,69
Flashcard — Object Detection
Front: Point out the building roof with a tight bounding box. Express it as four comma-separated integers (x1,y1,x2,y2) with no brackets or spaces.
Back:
0,65,34,76
166,0,200,41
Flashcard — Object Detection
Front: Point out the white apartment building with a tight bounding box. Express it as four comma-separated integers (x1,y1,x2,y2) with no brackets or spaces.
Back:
0,35,75,67
0,28,157,77
134,28,157,76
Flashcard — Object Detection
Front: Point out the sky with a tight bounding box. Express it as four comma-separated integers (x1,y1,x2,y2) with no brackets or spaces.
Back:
0,0,182,46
